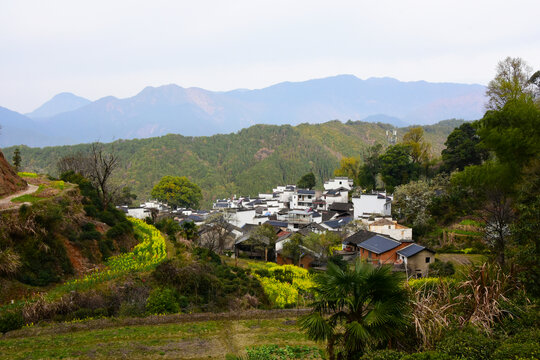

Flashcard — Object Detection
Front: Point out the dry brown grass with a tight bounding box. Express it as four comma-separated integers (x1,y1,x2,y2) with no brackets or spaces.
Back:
411,262,515,350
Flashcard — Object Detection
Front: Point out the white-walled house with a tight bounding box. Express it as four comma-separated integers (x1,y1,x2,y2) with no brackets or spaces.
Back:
368,218,412,241
324,177,353,191
291,189,317,210
126,207,152,220
323,188,349,209
352,192,392,217
228,209,269,228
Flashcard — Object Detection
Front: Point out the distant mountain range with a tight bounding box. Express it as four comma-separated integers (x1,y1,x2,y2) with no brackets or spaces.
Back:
0,75,486,147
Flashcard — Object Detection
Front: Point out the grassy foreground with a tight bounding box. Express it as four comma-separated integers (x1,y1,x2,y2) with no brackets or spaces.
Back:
0,315,318,359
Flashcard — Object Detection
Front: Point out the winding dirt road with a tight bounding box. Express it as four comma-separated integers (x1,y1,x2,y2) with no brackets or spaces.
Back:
0,184,39,210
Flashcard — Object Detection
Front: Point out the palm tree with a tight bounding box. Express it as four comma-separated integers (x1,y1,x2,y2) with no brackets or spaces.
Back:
299,261,410,360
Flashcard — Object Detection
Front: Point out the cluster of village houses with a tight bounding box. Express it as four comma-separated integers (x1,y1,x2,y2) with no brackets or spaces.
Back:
121,177,434,278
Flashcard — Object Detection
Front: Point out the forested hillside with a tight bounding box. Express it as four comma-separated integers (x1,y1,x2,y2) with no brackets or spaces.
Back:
3,119,462,206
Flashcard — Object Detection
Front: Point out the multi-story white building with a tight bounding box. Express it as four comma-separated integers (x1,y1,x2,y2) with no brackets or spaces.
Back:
352,192,392,217
291,189,317,210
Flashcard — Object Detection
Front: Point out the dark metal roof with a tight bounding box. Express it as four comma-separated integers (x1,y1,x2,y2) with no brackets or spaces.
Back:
397,244,435,257
214,203,230,208
343,230,379,245
323,216,353,229
187,215,204,222
297,189,315,195
357,235,401,254
266,220,288,228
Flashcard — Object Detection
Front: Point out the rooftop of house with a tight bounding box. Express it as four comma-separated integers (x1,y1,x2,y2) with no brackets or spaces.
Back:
297,189,316,195
241,223,259,233
298,222,327,236
370,218,395,226
329,202,353,212
323,216,353,229
357,235,402,254
397,243,435,257
266,220,289,228
343,230,380,245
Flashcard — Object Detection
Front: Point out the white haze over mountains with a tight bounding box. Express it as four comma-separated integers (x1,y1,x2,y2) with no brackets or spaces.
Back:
0,75,486,148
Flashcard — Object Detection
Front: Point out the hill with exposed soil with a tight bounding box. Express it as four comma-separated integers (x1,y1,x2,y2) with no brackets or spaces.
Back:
0,149,26,197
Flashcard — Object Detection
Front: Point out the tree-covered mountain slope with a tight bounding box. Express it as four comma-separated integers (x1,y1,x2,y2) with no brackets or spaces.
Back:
2,119,463,206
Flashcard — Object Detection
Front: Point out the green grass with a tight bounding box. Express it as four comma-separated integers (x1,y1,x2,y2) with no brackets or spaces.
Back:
10,194,41,204
447,228,483,237
459,219,483,227
0,317,317,359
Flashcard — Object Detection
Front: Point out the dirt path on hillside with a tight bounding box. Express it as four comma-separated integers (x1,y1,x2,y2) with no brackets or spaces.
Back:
0,184,39,210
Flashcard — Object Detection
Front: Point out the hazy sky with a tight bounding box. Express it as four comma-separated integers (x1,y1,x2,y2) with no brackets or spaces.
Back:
1,0,539,113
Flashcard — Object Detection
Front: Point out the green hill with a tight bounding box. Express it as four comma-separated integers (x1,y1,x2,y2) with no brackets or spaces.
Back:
2,119,463,207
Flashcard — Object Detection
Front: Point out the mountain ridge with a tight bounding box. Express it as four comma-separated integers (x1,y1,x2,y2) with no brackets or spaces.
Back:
0,75,485,147
26,92,91,119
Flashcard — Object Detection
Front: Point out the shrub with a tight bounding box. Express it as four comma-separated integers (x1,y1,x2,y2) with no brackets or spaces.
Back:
428,259,455,277
0,311,25,333
492,341,540,360
193,247,222,265
401,352,455,360
360,349,404,360
435,327,497,360
244,344,323,360
106,222,131,239
145,287,180,314
152,259,181,284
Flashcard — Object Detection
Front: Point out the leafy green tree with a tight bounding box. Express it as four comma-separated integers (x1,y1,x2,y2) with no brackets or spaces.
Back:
334,157,360,185
486,57,534,110
252,223,278,261
180,220,199,241
379,144,420,191
478,97,540,171
297,172,316,189
452,161,515,266
303,231,341,262
151,176,202,209
12,148,21,172
358,144,382,191
441,122,488,173
281,233,304,266
299,262,409,360
402,127,431,165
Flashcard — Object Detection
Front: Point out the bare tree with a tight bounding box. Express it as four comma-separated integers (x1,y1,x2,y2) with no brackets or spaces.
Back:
477,189,514,267
57,143,119,209
88,143,119,209
57,152,92,177
198,212,235,254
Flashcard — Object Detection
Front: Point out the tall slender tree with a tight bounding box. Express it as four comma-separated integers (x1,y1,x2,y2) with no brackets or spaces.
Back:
12,148,21,172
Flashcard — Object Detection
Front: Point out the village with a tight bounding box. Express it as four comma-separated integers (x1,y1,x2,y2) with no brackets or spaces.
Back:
120,176,434,279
